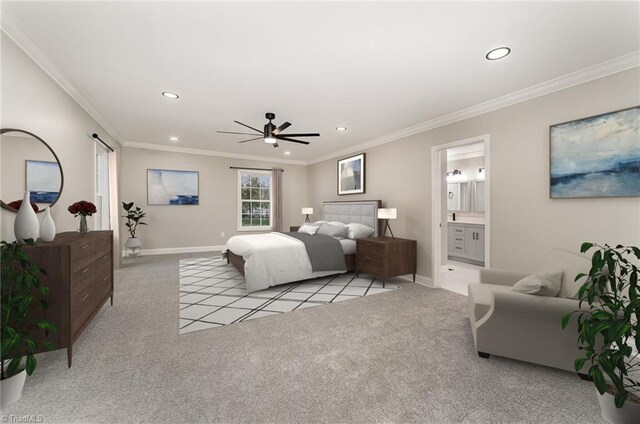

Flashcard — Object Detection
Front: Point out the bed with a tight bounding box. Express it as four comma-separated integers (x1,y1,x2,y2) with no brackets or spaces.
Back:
224,200,382,293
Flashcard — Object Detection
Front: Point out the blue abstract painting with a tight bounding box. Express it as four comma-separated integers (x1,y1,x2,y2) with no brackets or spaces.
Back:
147,169,199,205
26,160,61,203
550,107,640,198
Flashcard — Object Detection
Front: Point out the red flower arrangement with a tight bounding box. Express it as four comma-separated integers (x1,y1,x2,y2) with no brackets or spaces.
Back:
68,201,97,217
7,199,40,212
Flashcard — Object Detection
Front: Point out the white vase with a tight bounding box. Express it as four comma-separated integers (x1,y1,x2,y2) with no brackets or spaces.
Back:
598,388,640,424
14,191,40,243
0,369,26,408
125,237,142,256
40,206,56,242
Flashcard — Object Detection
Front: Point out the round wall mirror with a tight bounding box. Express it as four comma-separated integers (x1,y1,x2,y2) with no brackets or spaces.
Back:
1,128,64,213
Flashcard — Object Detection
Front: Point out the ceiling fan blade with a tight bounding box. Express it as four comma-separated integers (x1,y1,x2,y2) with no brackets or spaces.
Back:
272,122,291,136
278,137,310,145
217,131,262,136
276,133,320,137
237,137,263,144
233,120,263,134
273,142,279,148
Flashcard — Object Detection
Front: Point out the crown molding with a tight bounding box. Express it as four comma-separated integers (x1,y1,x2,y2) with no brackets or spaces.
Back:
307,51,640,165
122,141,307,165
1,9,124,147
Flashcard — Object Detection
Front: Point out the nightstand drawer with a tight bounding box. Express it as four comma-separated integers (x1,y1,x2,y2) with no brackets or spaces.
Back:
356,237,417,281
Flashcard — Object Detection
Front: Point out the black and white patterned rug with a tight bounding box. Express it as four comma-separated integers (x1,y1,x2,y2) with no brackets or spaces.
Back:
179,257,399,334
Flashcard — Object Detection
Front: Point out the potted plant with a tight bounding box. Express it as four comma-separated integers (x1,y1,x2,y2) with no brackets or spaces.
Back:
122,202,147,256
1,239,56,407
562,243,640,424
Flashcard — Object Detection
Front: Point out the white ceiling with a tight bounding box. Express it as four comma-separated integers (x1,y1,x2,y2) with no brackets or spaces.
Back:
2,1,639,163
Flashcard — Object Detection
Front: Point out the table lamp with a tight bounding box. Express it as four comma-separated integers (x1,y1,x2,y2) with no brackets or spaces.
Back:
301,207,313,223
377,208,397,238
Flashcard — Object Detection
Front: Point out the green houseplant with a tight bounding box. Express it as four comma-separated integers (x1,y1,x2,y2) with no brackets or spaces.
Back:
122,202,147,256
562,243,640,423
1,239,56,407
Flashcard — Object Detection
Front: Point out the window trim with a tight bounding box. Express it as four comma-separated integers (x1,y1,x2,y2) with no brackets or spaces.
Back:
237,169,273,232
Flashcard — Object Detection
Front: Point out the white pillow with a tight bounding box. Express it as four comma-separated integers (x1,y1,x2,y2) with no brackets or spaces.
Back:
346,223,375,240
328,221,347,227
298,224,320,235
312,220,327,226
511,271,563,297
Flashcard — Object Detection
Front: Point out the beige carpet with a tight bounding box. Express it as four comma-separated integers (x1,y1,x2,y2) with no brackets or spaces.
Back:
2,254,604,423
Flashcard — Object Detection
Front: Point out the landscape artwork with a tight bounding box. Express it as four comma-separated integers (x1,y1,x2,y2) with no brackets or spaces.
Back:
337,153,365,195
147,169,199,205
26,160,61,203
550,106,640,198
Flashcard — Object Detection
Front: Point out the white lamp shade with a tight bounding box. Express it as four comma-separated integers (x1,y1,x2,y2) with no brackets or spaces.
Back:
377,208,397,219
301,207,313,215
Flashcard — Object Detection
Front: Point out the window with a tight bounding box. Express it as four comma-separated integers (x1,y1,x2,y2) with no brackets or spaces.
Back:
238,170,272,231
95,145,110,230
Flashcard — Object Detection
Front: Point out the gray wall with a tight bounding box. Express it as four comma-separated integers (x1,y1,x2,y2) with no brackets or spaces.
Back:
1,34,121,248
308,68,640,280
120,147,308,251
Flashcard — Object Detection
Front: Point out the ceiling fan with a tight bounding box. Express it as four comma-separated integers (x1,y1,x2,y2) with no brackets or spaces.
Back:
217,112,319,148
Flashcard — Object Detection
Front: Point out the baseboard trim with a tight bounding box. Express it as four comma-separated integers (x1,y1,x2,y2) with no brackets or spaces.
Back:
397,274,434,288
122,245,225,257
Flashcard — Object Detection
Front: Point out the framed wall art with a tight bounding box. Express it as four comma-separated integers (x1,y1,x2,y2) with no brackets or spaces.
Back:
550,106,639,198
337,153,365,195
147,169,199,205
26,160,61,203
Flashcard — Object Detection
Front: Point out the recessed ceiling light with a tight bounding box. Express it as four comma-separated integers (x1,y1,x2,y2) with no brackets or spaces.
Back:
284,151,291,156
486,47,511,61
162,91,179,99
336,126,347,131
169,136,179,142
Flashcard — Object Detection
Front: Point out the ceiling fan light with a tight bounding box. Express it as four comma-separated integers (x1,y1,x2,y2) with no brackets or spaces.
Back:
264,136,277,144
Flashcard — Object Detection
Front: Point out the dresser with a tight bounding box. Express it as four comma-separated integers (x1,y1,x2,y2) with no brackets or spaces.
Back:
447,223,484,265
24,231,113,367
356,237,417,286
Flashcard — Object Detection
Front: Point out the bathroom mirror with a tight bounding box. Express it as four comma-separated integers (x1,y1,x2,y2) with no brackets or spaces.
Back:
474,180,485,213
447,181,470,212
1,128,64,213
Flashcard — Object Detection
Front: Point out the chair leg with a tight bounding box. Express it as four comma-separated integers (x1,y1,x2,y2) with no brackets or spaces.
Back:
478,351,490,359
578,373,592,381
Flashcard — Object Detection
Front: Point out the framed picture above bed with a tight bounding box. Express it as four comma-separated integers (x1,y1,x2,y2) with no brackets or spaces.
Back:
147,169,199,205
549,106,640,198
337,153,365,195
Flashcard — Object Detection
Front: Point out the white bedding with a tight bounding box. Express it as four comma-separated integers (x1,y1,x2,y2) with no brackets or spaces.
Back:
339,239,357,255
224,232,345,293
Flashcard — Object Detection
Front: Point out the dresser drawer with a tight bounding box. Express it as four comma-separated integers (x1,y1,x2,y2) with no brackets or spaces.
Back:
93,256,113,300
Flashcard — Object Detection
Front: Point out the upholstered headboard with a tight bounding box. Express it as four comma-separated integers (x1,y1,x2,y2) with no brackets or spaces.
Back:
322,200,382,236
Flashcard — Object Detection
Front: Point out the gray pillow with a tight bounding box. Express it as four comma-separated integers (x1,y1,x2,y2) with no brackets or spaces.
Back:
317,223,349,239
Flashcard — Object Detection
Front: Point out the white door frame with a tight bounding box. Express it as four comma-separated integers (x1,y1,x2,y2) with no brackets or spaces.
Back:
431,134,491,288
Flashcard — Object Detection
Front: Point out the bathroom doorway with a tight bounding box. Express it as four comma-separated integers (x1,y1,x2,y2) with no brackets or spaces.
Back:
431,135,491,293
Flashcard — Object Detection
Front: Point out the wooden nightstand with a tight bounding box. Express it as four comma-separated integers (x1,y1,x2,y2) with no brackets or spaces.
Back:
356,237,417,286
290,226,300,232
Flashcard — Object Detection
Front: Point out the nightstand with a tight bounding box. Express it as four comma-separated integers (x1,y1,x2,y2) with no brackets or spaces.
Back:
356,237,417,286
289,226,300,232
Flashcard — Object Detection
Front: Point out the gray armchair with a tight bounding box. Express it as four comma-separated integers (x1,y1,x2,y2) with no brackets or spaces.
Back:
468,248,591,373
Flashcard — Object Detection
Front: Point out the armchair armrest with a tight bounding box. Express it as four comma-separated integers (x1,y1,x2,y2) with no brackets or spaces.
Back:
492,291,587,323
480,268,532,286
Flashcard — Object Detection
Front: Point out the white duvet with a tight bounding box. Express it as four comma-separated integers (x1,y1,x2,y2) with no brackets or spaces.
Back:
224,232,345,293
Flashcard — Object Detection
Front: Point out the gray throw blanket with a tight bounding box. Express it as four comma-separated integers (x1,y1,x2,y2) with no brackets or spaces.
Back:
281,232,347,272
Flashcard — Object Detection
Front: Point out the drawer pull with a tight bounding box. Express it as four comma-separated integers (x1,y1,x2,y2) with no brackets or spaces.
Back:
103,275,109,281
81,244,90,249
455,247,463,250
81,268,90,275
102,255,108,260
81,294,89,303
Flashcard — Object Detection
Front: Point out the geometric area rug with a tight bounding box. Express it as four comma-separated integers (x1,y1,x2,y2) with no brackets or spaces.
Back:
179,257,399,334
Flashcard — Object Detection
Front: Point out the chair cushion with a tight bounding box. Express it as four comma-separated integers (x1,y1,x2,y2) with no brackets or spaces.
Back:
511,272,563,297
538,248,591,299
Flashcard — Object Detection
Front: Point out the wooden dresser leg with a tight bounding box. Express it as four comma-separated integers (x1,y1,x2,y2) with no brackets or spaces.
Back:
67,346,73,368
413,273,416,282
111,294,114,306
